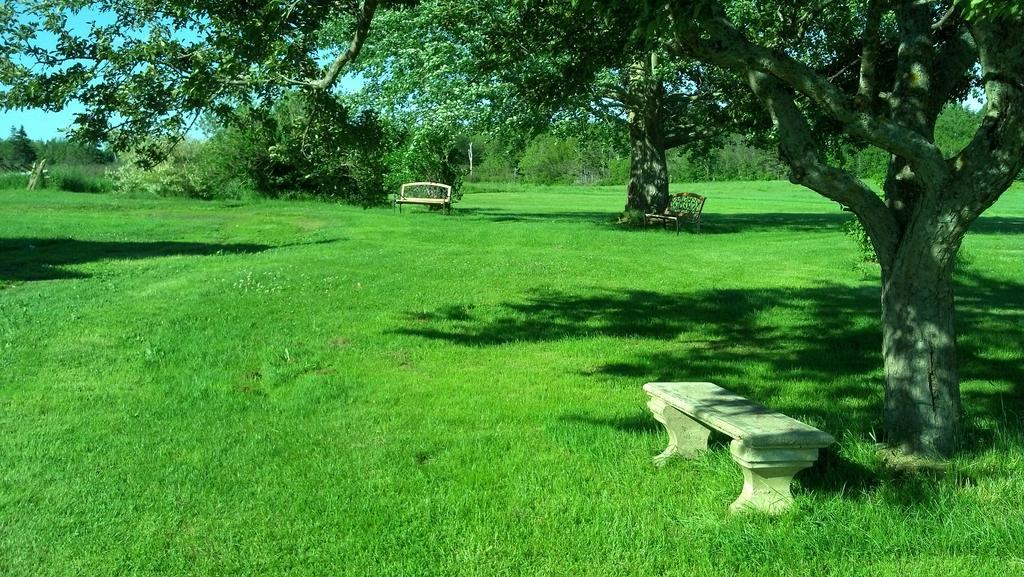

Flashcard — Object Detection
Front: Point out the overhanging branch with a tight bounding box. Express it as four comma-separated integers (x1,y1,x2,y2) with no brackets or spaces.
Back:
746,70,900,267
670,0,951,192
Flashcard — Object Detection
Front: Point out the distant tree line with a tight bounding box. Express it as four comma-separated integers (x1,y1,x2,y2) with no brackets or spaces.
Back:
463,104,1015,187
0,126,115,171
5,102,1013,200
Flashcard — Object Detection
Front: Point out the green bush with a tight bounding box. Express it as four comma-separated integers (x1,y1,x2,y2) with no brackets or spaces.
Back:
111,143,212,199
49,165,112,193
470,148,519,182
0,172,27,189
843,146,888,184
518,134,580,185
604,157,630,185
108,94,393,203
187,94,392,204
844,217,878,263
384,126,464,202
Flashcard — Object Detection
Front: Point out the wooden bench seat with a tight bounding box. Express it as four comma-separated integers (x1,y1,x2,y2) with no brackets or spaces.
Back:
644,381,834,513
644,192,705,233
395,182,453,214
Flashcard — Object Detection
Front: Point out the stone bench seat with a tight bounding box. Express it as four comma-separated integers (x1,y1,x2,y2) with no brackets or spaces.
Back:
644,381,835,514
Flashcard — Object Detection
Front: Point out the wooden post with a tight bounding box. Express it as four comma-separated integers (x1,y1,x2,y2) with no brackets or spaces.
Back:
27,158,47,190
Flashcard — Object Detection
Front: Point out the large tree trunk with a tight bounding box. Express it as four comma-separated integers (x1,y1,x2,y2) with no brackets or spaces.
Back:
880,231,963,456
623,52,670,214
625,116,669,213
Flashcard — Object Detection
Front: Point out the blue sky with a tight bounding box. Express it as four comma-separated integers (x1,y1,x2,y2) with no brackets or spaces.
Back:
0,107,85,141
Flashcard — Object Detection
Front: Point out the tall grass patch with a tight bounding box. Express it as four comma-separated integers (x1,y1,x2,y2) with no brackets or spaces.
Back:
49,164,112,193
0,171,27,189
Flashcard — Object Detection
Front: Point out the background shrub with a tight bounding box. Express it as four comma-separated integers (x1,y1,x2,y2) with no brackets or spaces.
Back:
384,126,464,201
49,165,113,194
518,133,580,185
0,172,27,189
111,143,210,198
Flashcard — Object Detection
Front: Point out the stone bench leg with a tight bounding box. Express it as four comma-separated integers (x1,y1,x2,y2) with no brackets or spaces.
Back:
647,396,711,466
728,441,820,514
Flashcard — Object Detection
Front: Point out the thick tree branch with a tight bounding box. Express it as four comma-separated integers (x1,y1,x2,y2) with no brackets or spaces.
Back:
952,17,1024,220
310,0,378,90
663,123,724,150
857,0,886,103
670,1,951,191
891,0,937,137
881,0,944,230
929,30,977,117
588,98,628,126
228,0,379,91
746,71,900,267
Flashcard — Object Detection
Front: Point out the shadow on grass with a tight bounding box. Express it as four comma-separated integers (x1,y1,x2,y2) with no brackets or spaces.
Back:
559,412,664,435
456,207,853,232
0,237,274,282
969,215,1024,235
397,270,1023,462
454,207,616,224
456,206,1020,238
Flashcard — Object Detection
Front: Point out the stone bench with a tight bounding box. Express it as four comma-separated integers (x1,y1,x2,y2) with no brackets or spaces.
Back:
644,381,834,514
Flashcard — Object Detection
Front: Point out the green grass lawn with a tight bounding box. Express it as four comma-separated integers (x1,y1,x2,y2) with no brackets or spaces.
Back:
1,181,1022,576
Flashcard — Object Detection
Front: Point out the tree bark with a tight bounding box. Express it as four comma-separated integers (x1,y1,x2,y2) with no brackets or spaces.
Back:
624,53,670,214
880,224,963,456
625,113,669,213
27,158,47,191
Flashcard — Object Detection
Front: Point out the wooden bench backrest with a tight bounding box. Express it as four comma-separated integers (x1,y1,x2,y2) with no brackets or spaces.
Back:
644,381,834,448
399,182,452,200
666,192,705,221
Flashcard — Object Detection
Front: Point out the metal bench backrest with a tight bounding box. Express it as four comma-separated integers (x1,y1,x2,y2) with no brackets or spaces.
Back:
666,192,705,222
399,182,452,200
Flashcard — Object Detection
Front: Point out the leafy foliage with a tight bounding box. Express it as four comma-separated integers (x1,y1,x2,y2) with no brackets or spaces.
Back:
383,125,465,200
112,93,393,203
1,126,36,170
0,1,380,161
518,134,584,185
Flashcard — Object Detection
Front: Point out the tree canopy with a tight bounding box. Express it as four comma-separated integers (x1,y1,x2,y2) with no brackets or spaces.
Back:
1,0,383,159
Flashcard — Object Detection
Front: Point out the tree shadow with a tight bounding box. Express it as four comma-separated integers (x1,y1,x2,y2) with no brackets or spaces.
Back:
454,207,617,224
0,237,275,282
456,205,1019,237
457,207,855,233
696,212,850,234
968,215,1024,235
949,270,1024,453
559,412,664,435
395,271,1022,459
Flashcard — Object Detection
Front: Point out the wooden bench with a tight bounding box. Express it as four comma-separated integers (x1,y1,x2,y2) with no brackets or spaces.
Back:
644,381,834,514
644,192,705,233
395,182,453,214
